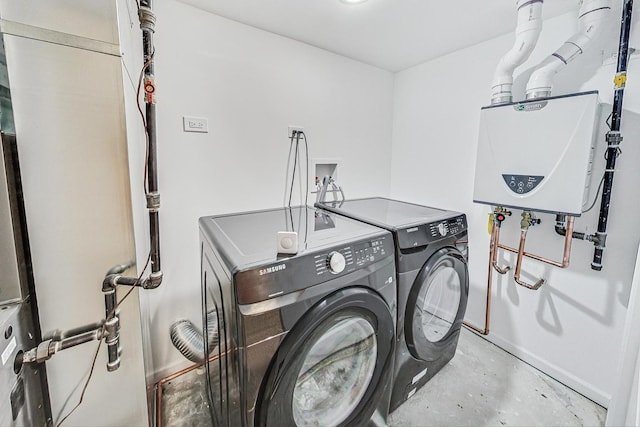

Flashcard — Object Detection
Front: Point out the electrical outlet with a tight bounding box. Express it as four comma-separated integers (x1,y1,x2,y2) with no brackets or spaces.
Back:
183,116,209,133
288,126,304,138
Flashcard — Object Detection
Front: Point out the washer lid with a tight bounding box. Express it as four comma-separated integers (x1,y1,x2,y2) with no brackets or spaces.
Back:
199,206,388,271
318,197,461,230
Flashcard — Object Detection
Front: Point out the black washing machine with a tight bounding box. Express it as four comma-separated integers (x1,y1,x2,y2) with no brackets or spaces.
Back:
317,197,469,412
199,206,397,426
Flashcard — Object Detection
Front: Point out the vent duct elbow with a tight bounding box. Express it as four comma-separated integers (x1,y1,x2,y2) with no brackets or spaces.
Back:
526,0,612,99
491,0,544,105
169,311,219,364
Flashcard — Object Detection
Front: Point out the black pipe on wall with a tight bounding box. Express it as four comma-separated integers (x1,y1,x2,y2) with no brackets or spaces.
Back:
140,0,163,287
591,0,633,271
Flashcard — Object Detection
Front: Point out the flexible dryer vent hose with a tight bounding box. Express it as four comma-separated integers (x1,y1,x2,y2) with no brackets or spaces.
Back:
170,311,219,363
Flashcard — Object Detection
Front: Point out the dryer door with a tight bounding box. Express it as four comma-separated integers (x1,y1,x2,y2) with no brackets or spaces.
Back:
405,247,469,361
257,287,394,427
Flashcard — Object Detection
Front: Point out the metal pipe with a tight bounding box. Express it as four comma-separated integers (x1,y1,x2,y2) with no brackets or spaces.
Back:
18,324,105,366
501,216,575,268
56,321,105,341
592,0,634,271
140,0,162,284
464,220,497,335
513,229,545,290
555,214,595,242
491,224,511,274
105,261,135,276
58,328,104,351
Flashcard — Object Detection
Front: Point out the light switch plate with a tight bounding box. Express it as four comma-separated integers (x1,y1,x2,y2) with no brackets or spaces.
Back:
183,116,209,133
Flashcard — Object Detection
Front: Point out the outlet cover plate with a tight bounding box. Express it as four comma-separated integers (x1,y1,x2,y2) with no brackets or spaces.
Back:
183,116,209,133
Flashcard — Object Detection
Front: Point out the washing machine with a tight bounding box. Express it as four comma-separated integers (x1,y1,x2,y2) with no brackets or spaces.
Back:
199,206,397,426
317,197,469,412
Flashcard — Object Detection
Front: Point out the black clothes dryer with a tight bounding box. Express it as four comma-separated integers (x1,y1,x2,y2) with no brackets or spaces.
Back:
317,197,469,412
199,206,397,426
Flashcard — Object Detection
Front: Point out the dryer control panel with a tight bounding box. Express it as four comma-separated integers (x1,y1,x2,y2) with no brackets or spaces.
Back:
428,216,466,240
397,214,467,249
235,234,394,304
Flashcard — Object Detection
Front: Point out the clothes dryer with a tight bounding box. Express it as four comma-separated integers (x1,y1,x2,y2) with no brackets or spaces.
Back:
199,206,397,426
317,197,469,412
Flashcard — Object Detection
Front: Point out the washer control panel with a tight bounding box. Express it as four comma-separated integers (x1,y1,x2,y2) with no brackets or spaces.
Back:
313,236,389,276
235,233,394,304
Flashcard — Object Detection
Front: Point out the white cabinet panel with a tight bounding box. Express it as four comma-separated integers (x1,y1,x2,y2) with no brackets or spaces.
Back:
0,0,119,44
3,34,147,426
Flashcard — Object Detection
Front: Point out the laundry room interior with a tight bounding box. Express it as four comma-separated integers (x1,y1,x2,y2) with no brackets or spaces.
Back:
1,0,640,426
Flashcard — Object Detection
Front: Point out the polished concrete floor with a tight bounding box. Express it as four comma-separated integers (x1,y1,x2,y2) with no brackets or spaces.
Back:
161,328,606,426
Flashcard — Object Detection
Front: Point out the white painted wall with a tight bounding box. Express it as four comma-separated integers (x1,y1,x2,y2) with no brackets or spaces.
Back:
121,0,394,380
390,8,640,406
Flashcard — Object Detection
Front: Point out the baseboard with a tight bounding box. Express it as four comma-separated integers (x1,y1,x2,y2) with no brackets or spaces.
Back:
482,333,611,408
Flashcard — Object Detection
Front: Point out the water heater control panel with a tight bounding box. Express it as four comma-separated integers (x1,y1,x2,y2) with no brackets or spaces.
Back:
502,174,544,194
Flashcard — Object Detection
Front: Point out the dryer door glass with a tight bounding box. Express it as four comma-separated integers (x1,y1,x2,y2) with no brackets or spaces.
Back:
406,247,468,361
421,262,461,342
292,314,377,427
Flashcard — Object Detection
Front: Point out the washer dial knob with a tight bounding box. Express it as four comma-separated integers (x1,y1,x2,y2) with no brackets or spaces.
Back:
437,222,448,237
327,251,346,274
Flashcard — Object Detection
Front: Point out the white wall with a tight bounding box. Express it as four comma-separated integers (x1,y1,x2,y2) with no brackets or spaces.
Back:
390,9,640,406
123,0,395,380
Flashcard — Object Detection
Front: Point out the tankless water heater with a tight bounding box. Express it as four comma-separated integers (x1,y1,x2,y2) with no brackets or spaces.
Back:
473,91,600,216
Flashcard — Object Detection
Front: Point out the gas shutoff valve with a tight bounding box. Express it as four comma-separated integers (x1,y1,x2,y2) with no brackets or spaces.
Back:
493,207,512,225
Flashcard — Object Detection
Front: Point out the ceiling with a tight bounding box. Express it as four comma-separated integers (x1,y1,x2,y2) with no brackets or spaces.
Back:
177,0,579,72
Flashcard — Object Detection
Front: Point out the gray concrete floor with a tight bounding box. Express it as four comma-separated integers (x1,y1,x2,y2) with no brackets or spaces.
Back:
160,328,606,426
388,328,606,427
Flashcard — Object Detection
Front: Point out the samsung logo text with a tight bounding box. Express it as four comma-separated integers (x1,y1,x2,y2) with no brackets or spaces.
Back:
259,264,287,276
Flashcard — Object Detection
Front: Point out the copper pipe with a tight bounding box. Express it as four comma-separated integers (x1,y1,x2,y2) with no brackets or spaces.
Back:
513,229,545,290
491,225,511,274
463,223,497,335
498,216,574,269
155,349,232,427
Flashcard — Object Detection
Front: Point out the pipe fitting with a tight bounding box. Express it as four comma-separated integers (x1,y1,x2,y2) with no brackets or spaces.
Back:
146,192,161,211
102,274,119,293
143,271,163,289
105,313,121,372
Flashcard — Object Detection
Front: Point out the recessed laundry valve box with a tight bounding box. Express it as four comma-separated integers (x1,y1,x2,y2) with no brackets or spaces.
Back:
473,91,600,216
